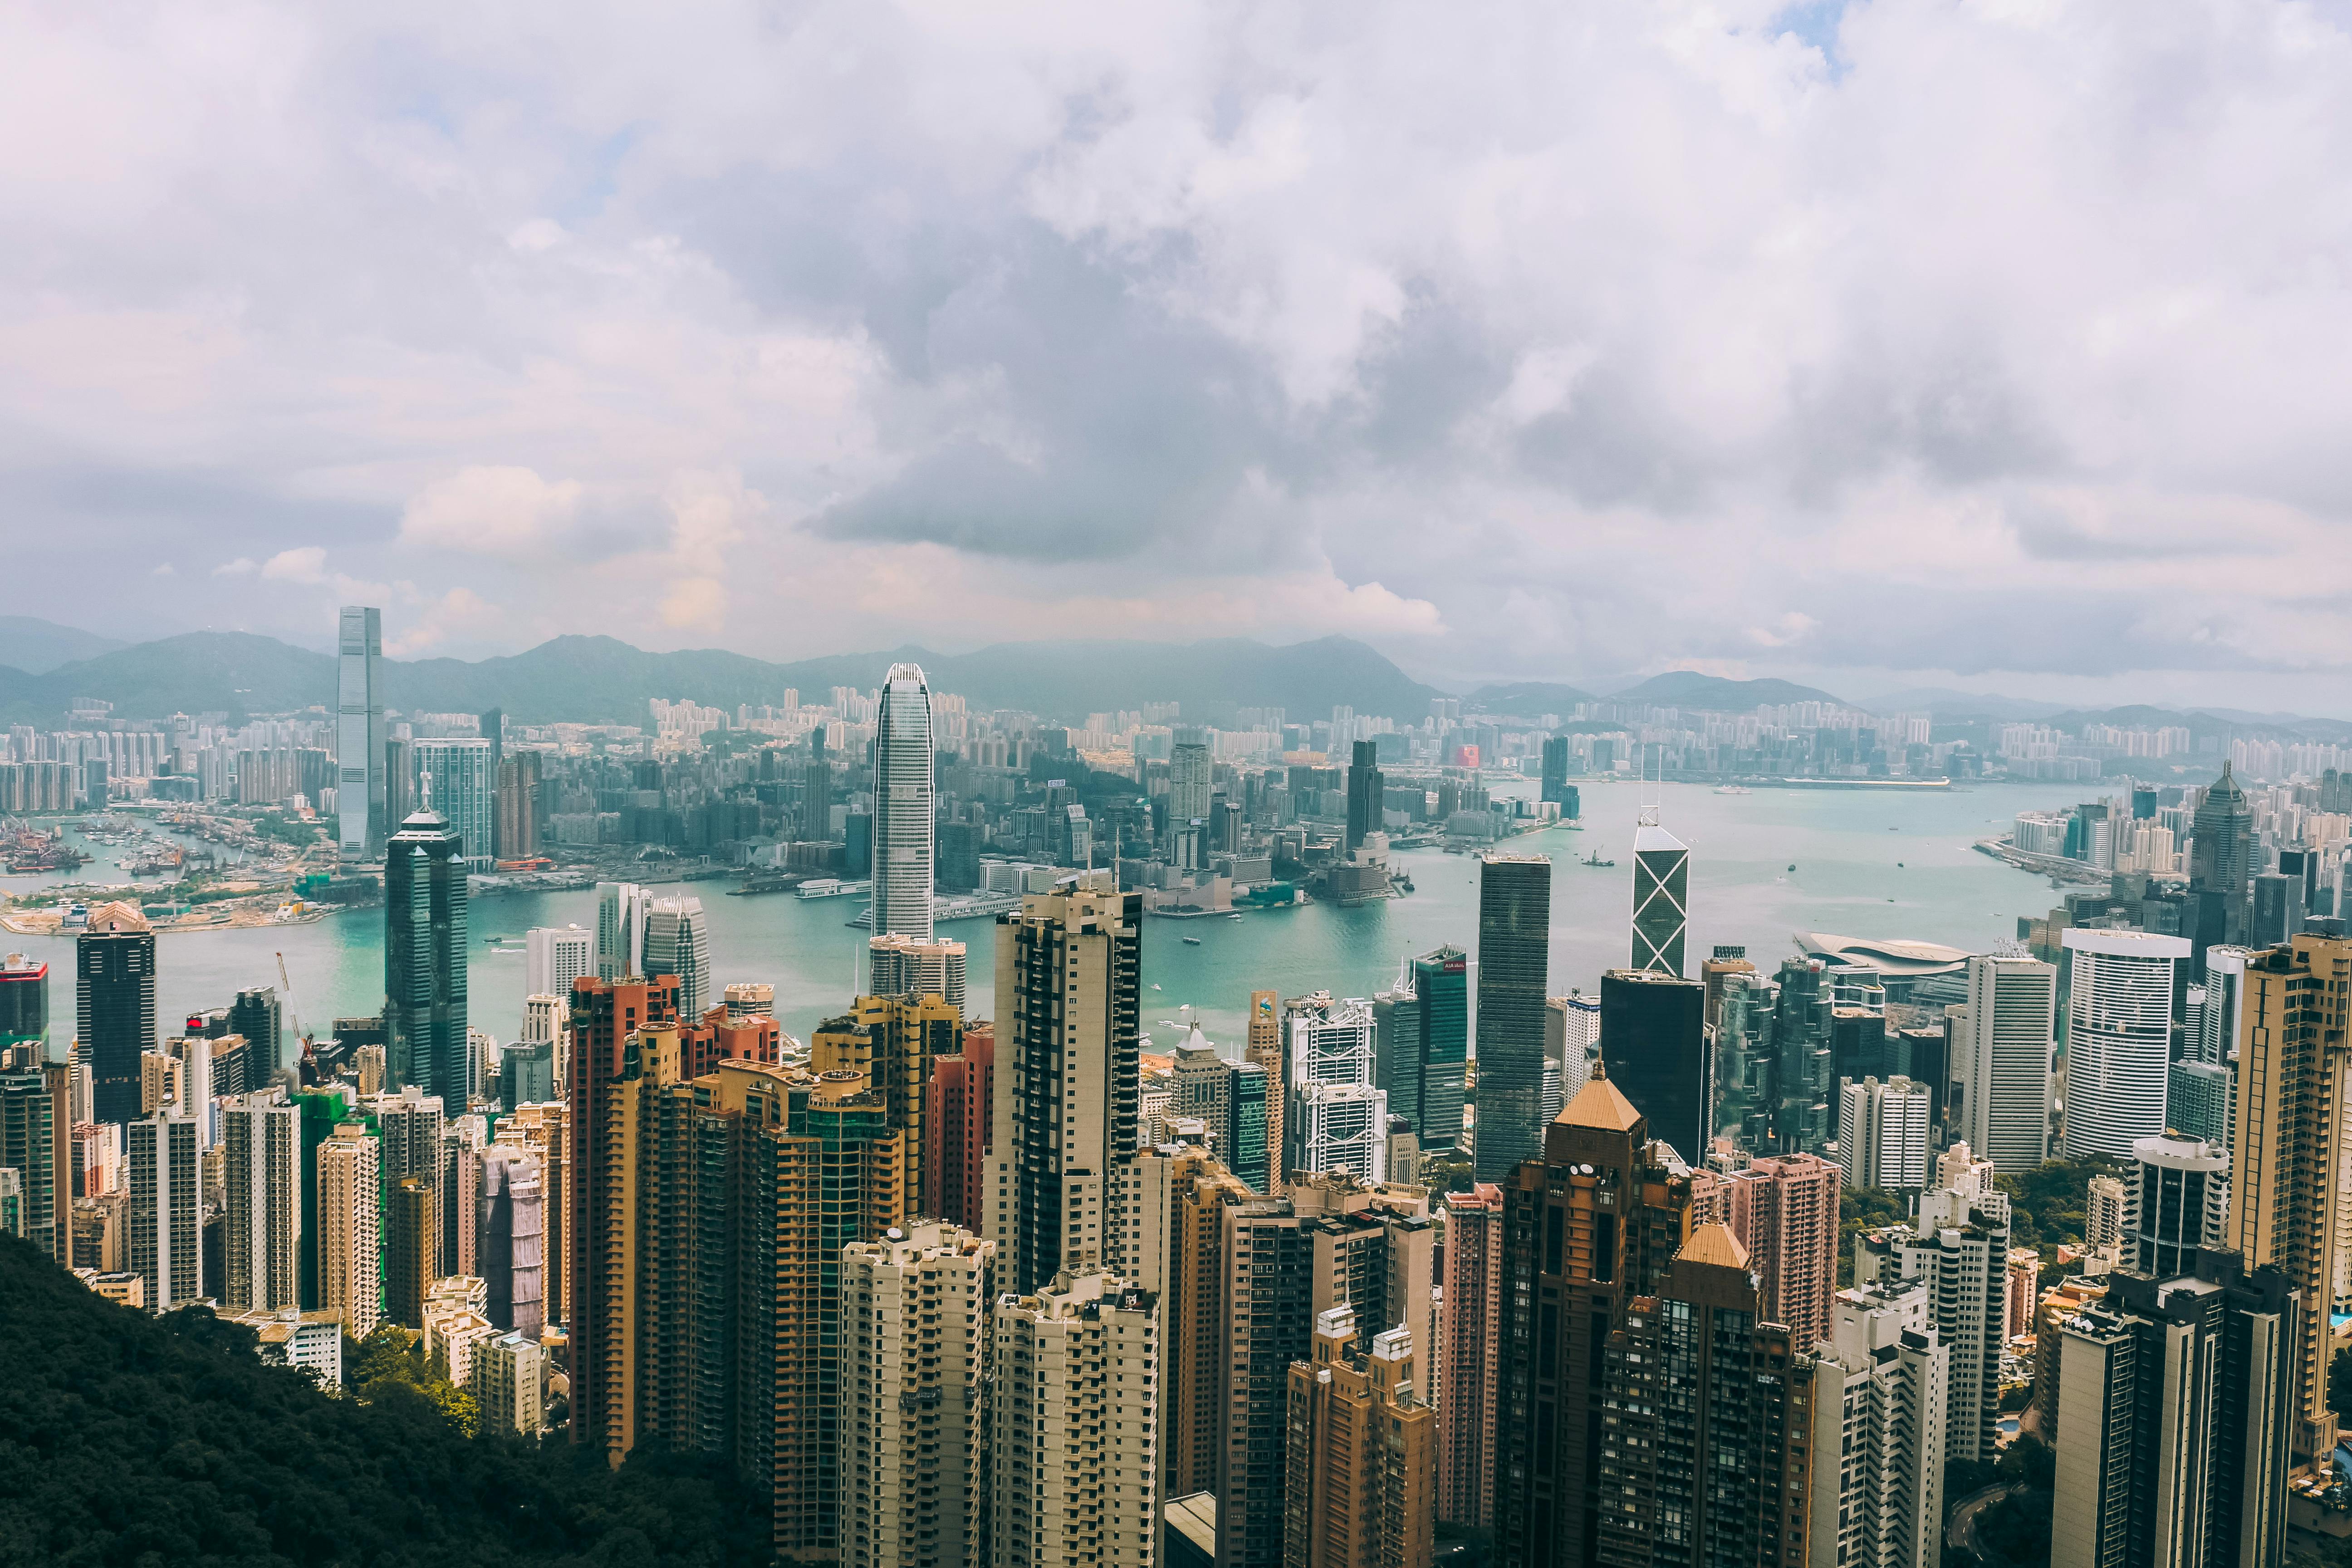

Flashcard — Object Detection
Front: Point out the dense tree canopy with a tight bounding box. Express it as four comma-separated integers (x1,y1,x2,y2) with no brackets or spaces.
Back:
0,1238,769,1568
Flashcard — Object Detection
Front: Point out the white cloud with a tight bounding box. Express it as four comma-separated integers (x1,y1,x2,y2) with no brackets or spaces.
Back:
5,1,2352,706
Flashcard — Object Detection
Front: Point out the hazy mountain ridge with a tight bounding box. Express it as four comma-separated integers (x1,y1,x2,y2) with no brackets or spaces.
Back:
0,616,128,674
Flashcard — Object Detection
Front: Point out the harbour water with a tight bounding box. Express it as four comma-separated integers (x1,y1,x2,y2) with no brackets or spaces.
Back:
1,781,2089,1057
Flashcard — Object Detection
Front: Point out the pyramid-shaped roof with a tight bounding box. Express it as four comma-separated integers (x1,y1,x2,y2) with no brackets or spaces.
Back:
1556,1072,1643,1133
1675,1222,1750,1271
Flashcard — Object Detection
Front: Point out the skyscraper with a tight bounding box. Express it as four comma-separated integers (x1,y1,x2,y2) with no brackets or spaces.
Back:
2051,1254,2298,1568
0,1067,66,1261
1955,953,2056,1173
926,1025,993,1232
1168,728,1212,839
1628,816,1689,976
385,1174,438,1328
840,1223,995,1568
477,707,504,860
220,1088,302,1312
2060,929,2189,1161
988,1271,1159,1568
410,738,496,873
2128,1133,2228,1279
1437,1183,1503,1530
1344,738,1382,853
317,1119,381,1338
2189,762,2256,974
1493,1070,1716,1565
1809,1282,1947,1568
1856,1181,2014,1464
1591,1225,1813,1564
1282,1308,1435,1568
594,882,649,981
126,1111,201,1311
642,896,712,1020
867,933,968,1013
985,871,1142,1295
870,662,937,968
525,926,593,999
384,809,468,1107
79,902,155,1127
477,1144,545,1338
1285,995,1387,1183
1722,1151,1841,1351
1837,1074,1932,1191
1247,989,1285,1191
0,951,49,1057
1473,853,1550,1181
336,605,385,858
1539,735,1571,809
229,986,283,1081
1598,966,1711,1163
497,749,542,861
1372,946,1469,1154
2228,931,2352,1465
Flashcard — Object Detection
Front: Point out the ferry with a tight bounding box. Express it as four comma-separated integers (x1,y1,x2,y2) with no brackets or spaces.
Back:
1182,936,1202,946
796,878,871,900
1714,785,1753,796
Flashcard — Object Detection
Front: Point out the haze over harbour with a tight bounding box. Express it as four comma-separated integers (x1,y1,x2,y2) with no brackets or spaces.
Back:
5,779,2081,1052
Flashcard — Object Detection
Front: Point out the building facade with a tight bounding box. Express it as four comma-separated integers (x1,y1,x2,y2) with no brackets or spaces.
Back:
1474,854,1550,1181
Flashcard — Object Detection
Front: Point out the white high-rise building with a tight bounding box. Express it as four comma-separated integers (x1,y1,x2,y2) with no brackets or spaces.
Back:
220,1088,302,1312
1808,1282,1948,1568
1837,1075,1932,1191
842,1224,995,1568
126,1111,202,1311
642,896,712,1018
871,663,937,968
594,882,649,981
1856,1182,2013,1464
525,925,593,999
1956,954,2057,1173
1286,996,1388,1182
318,1119,382,1338
167,1033,215,1150
867,933,967,1013
2085,1174,2127,1250
2060,930,2190,1161
989,1270,1159,1568
335,606,385,858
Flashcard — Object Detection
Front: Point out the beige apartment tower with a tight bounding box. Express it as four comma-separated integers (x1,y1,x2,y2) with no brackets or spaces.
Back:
1437,1184,1502,1529
1283,1307,1436,1568
2229,931,2352,1466
317,1120,382,1338
840,1224,995,1568
989,1271,1160,1568
1249,989,1285,1192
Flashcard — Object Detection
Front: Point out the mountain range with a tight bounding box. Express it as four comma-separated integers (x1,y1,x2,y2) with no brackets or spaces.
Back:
0,617,2342,739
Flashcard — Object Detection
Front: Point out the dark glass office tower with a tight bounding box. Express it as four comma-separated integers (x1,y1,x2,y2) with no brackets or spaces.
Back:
230,986,284,1082
1540,735,1571,807
384,809,469,1107
1227,1060,1271,1192
2189,763,2255,976
1344,739,1382,853
1374,945,1470,1153
1600,967,1712,1162
79,903,156,1126
1475,854,1550,1181
0,953,48,1056
477,707,504,860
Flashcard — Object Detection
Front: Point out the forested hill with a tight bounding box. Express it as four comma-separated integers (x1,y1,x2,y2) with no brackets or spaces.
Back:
0,1239,766,1567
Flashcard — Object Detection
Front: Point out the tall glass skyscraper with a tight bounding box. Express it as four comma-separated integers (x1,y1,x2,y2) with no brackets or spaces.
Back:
870,664,936,982
384,809,469,1108
1475,854,1551,1180
411,739,496,873
2189,762,2255,975
335,606,384,858
80,902,156,1127
642,896,712,1019
1373,946,1469,1152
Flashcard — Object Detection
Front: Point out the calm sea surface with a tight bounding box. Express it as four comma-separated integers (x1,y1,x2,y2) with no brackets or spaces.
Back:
3,781,2091,1057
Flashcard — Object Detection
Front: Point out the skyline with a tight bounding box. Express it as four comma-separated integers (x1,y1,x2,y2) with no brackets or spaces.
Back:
10,4,2352,710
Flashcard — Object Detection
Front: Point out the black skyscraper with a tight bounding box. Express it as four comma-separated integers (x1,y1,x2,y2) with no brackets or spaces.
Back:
384,809,469,1107
1344,739,1382,853
1540,735,1571,807
79,903,156,1126
2189,762,2255,976
477,708,504,859
1600,967,1713,1162
1475,853,1551,1181
230,986,284,1083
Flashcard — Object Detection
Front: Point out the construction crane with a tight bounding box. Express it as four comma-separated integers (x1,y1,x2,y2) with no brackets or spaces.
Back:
275,951,309,1051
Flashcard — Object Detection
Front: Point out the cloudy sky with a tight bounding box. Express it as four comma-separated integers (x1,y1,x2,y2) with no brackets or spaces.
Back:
8,0,2352,708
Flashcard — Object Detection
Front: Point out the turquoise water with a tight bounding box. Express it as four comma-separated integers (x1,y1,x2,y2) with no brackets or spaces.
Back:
2,782,2084,1052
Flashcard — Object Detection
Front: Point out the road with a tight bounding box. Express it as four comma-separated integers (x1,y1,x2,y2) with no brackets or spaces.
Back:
1947,1482,2020,1567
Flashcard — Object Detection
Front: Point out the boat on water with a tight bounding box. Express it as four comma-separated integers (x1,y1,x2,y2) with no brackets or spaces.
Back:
1582,849,1616,868
1182,936,1202,946
1715,785,1753,795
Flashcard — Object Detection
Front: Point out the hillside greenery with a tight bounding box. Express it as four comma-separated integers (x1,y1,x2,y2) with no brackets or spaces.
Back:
0,1237,769,1567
